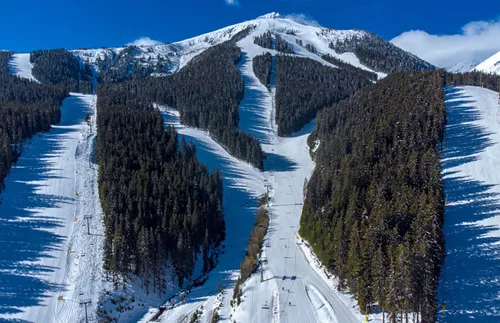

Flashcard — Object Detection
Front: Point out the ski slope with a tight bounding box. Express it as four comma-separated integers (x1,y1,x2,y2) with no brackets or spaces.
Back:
0,94,104,323
8,53,38,81
142,25,370,323
438,86,500,322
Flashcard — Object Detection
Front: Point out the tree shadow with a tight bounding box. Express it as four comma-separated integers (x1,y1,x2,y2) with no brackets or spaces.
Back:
0,96,88,317
438,87,500,322
264,153,299,172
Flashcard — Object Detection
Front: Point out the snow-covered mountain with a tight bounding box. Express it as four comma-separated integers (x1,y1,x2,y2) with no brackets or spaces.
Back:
72,12,433,81
474,50,500,75
448,59,480,73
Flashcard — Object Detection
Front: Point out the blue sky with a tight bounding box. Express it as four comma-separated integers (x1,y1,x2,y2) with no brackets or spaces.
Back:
1,0,499,65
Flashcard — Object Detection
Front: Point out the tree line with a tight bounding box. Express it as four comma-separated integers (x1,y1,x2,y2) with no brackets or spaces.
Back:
0,51,12,74
330,33,435,74
301,70,446,322
322,54,378,82
96,83,225,294
252,53,272,89
96,40,265,169
0,74,68,194
30,49,93,93
275,54,373,136
443,70,500,92
253,32,293,54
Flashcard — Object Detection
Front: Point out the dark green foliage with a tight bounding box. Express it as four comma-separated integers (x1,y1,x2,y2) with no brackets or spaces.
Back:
305,43,316,53
330,33,435,74
30,49,93,93
0,51,12,74
275,34,293,54
253,31,273,49
322,54,378,82
97,84,225,292
253,32,293,53
108,41,265,169
0,74,68,194
275,55,373,136
252,53,272,89
443,70,500,91
301,70,446,321
239,196,269,282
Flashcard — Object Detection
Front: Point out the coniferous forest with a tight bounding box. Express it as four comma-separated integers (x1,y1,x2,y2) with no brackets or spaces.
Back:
252,53,273,89
30,49,93,93
96,83,225,293
0,51,12,74
96,41,265,169
275,55,373,136
0,74,68,194
330,33,435,74
301,70,446,321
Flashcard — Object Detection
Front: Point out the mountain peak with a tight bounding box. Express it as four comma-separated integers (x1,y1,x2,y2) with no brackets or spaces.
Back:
257,12,282,19
474,50,500,75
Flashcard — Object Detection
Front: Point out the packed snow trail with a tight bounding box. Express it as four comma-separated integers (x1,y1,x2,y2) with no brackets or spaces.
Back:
8,53,38,82
438,86,500,322
0,94,104,323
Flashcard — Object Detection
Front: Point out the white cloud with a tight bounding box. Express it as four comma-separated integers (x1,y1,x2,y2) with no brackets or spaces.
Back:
285,13,321,27
225,0,239,6
126,37,162,47
391,18,500,70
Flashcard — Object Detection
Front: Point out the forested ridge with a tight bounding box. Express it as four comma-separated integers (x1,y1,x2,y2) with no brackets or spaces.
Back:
301,70,446,321
0,74,68,194
96,84,225,293
30,49,93,93
330,33,435,74
95,40,264,169
275,55,373,136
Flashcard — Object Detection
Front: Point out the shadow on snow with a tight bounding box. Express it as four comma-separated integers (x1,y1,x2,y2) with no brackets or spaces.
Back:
0,96,88,317
438,88,500,322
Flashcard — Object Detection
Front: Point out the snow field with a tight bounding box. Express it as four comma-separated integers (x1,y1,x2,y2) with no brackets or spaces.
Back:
0,94,104,323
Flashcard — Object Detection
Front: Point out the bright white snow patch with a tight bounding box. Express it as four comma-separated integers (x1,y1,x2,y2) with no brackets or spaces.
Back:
8,53,38,82
438,86,500,322
474,51,500,75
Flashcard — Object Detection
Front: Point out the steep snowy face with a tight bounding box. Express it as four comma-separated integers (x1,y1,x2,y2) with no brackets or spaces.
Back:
474,51,500,75
448,59,480,73
70,13,432,81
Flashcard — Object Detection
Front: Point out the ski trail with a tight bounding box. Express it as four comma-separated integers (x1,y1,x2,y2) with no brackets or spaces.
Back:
438,86,500,322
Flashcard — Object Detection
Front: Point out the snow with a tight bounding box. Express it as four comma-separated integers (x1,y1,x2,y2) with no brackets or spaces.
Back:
448,59,480,73
143,24,375,322
438,86,500,322
8,53,38,82
72,13,383,78
474,51,500,75
0,94,104,323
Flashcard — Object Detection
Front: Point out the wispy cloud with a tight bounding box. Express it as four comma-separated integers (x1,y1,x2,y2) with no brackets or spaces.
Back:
225,0,239,6
391,18,500,69
285,13,321,27
126,37,162,47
